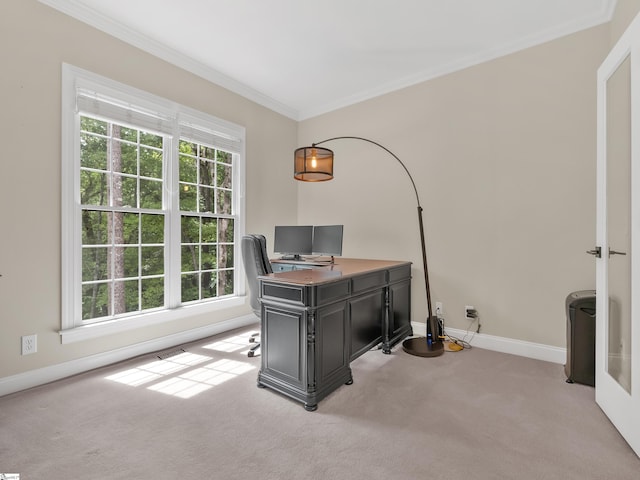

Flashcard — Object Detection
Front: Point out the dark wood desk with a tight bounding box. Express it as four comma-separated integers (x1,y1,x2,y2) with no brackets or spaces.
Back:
257,258,412,410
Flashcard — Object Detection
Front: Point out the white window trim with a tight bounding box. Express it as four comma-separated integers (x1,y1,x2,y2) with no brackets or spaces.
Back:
60,64,246,344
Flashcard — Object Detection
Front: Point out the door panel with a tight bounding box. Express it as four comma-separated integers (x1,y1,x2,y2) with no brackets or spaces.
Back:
606,55,632,394
595,11,640,458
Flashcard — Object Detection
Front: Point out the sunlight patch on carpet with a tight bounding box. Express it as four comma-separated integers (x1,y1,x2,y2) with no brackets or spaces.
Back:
104,352,211,387
104,350,255,399
148,359,256,399
202,332,259,354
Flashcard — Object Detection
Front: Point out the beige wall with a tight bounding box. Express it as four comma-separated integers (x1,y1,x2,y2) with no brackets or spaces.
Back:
0,0,298,378
298,24,611,347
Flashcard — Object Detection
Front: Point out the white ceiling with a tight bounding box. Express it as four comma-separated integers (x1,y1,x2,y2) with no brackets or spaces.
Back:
40,0,616,120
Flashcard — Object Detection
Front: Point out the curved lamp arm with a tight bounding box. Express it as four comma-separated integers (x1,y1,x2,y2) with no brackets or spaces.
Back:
297,136,434,320
312,136,422,208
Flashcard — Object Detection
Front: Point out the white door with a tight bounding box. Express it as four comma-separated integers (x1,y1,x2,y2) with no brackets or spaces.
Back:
595,12,640,457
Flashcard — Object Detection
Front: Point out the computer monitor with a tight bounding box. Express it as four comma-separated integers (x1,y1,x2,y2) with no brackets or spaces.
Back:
273,225,313,260
312,225,343,257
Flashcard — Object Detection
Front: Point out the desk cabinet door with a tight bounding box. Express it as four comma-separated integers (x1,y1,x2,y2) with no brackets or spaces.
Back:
316,301,349,386
262,306,306,389
349,290,384,360
390,280,411,337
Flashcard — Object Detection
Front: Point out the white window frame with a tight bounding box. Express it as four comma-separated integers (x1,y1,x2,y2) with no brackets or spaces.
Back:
61,64,246,344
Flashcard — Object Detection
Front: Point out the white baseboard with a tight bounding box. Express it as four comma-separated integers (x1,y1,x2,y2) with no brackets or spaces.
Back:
0,315,258,398
411,322,567,365
0,317,566,398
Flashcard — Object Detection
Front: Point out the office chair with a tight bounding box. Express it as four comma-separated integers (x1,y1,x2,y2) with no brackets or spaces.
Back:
241,234,273,357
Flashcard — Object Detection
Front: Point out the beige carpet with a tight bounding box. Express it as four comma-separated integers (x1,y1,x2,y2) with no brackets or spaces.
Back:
1,327,638,479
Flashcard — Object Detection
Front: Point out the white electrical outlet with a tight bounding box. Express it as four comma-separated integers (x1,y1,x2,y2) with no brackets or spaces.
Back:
435,302,443,316
21,334,37,355
465,305,476,320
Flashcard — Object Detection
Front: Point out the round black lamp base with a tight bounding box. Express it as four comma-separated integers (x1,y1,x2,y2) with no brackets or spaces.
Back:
402,337,445,357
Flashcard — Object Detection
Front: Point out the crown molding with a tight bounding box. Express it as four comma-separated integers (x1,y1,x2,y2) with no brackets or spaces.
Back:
298,1,618,120
38,0,300,120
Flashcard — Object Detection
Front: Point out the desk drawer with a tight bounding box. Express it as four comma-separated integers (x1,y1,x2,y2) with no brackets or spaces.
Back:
389,264,411,283
352,271,387,293
316,280,350,306
262,282,305,305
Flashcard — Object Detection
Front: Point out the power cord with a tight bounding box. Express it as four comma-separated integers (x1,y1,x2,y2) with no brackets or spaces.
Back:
439,311,481,351
465,308,480,332
436,315,464,351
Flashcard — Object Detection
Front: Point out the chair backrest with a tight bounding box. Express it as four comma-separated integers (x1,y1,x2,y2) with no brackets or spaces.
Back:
241,234,272,317
255,234,273,274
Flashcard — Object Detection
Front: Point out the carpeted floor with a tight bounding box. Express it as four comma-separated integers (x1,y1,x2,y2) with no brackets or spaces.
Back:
1,327,638,479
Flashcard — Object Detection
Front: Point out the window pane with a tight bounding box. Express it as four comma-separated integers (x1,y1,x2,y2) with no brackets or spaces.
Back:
219,218,234,242
117,125,138,143
217,163,232,188
140,131,162,149
119,175,137,208
199,159,215,187
81,117,107,135
120,142,137,175
80,133,107,170
180,140,197,156
142,277,164,309
202,217,216,243
217,190,232,215
218,270,234,296
121,279,139,313
140,178,162,209
180,184,197,211
201,145,216,160
181,273,199,302
141,214,164,244
217,150,232,164
140,146,162,179
81,170,108,206
82,282,108,320
218,244,233,269
201,245,216,270
179,154,197,183
82,210,108,245
82,247,108,281
123,246,139,278
201,271,216,299
122,213,139,244
112,246,126,279
141,246,164,275
182,245,199,272
199,186,215,213
181,215,199,243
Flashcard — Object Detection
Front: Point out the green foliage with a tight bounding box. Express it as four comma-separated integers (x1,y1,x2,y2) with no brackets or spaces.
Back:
80,116,236,319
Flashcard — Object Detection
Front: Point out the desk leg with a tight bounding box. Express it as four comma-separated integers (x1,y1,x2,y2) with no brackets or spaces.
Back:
305,310,317,411
382,286,392,354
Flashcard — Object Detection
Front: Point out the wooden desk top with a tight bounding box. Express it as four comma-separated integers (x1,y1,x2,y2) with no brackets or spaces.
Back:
260,258,411,286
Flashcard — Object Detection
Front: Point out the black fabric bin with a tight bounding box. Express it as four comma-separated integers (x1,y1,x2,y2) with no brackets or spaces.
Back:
565,290,596,386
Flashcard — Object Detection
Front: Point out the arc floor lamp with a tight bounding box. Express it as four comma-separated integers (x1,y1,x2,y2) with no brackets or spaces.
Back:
294,136,444,357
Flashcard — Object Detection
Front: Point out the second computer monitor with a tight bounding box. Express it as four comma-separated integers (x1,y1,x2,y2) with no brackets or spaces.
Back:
312,225,343,257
